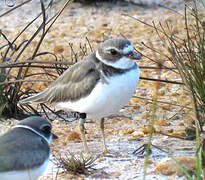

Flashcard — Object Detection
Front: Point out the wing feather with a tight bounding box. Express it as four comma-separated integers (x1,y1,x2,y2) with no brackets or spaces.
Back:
19,59,100,104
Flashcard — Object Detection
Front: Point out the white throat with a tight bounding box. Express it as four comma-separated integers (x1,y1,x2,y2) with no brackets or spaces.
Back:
96,50,136,69
14,125,51,145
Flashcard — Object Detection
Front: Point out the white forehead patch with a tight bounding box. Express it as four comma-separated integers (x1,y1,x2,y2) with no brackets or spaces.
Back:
123,43,134,54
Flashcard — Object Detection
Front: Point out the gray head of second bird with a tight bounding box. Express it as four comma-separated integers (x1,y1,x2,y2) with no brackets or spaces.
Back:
15,116,58,142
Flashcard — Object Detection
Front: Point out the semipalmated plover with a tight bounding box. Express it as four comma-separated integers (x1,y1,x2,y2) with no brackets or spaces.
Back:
0,116,57,180
19,38,141,154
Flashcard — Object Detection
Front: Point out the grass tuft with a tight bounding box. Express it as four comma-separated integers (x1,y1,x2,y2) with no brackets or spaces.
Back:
53,152,97,175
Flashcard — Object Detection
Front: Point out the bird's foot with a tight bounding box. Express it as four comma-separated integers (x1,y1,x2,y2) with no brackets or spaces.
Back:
133,143,168,157
133,143,152,157
82,151,93,159
99,148,121,158
103,147,111,154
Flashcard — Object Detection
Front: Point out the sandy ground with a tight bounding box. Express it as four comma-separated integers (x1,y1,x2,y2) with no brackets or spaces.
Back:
0,0,200,179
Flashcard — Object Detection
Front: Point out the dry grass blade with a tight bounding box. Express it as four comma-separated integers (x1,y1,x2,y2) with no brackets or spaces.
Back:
132,96,192,109
0,0,32,17
140,77,183,85
53,152,97,175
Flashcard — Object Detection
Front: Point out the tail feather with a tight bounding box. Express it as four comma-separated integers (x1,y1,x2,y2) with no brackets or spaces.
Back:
18,92,47,104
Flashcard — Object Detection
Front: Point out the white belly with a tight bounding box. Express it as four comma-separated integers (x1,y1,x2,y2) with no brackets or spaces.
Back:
0,159,49,180
56,66,140,119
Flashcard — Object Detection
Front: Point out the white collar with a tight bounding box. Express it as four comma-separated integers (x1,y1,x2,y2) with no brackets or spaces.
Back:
14,125,51,145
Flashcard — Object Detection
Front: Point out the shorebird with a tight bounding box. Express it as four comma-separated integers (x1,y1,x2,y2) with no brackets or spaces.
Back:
0,116,57,180
19,38,141,154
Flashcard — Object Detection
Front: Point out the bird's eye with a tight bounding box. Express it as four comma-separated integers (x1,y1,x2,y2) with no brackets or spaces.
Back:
110,49,118,55
41,125,51,134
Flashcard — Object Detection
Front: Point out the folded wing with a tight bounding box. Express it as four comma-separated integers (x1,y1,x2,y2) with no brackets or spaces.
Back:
19,60,100,104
